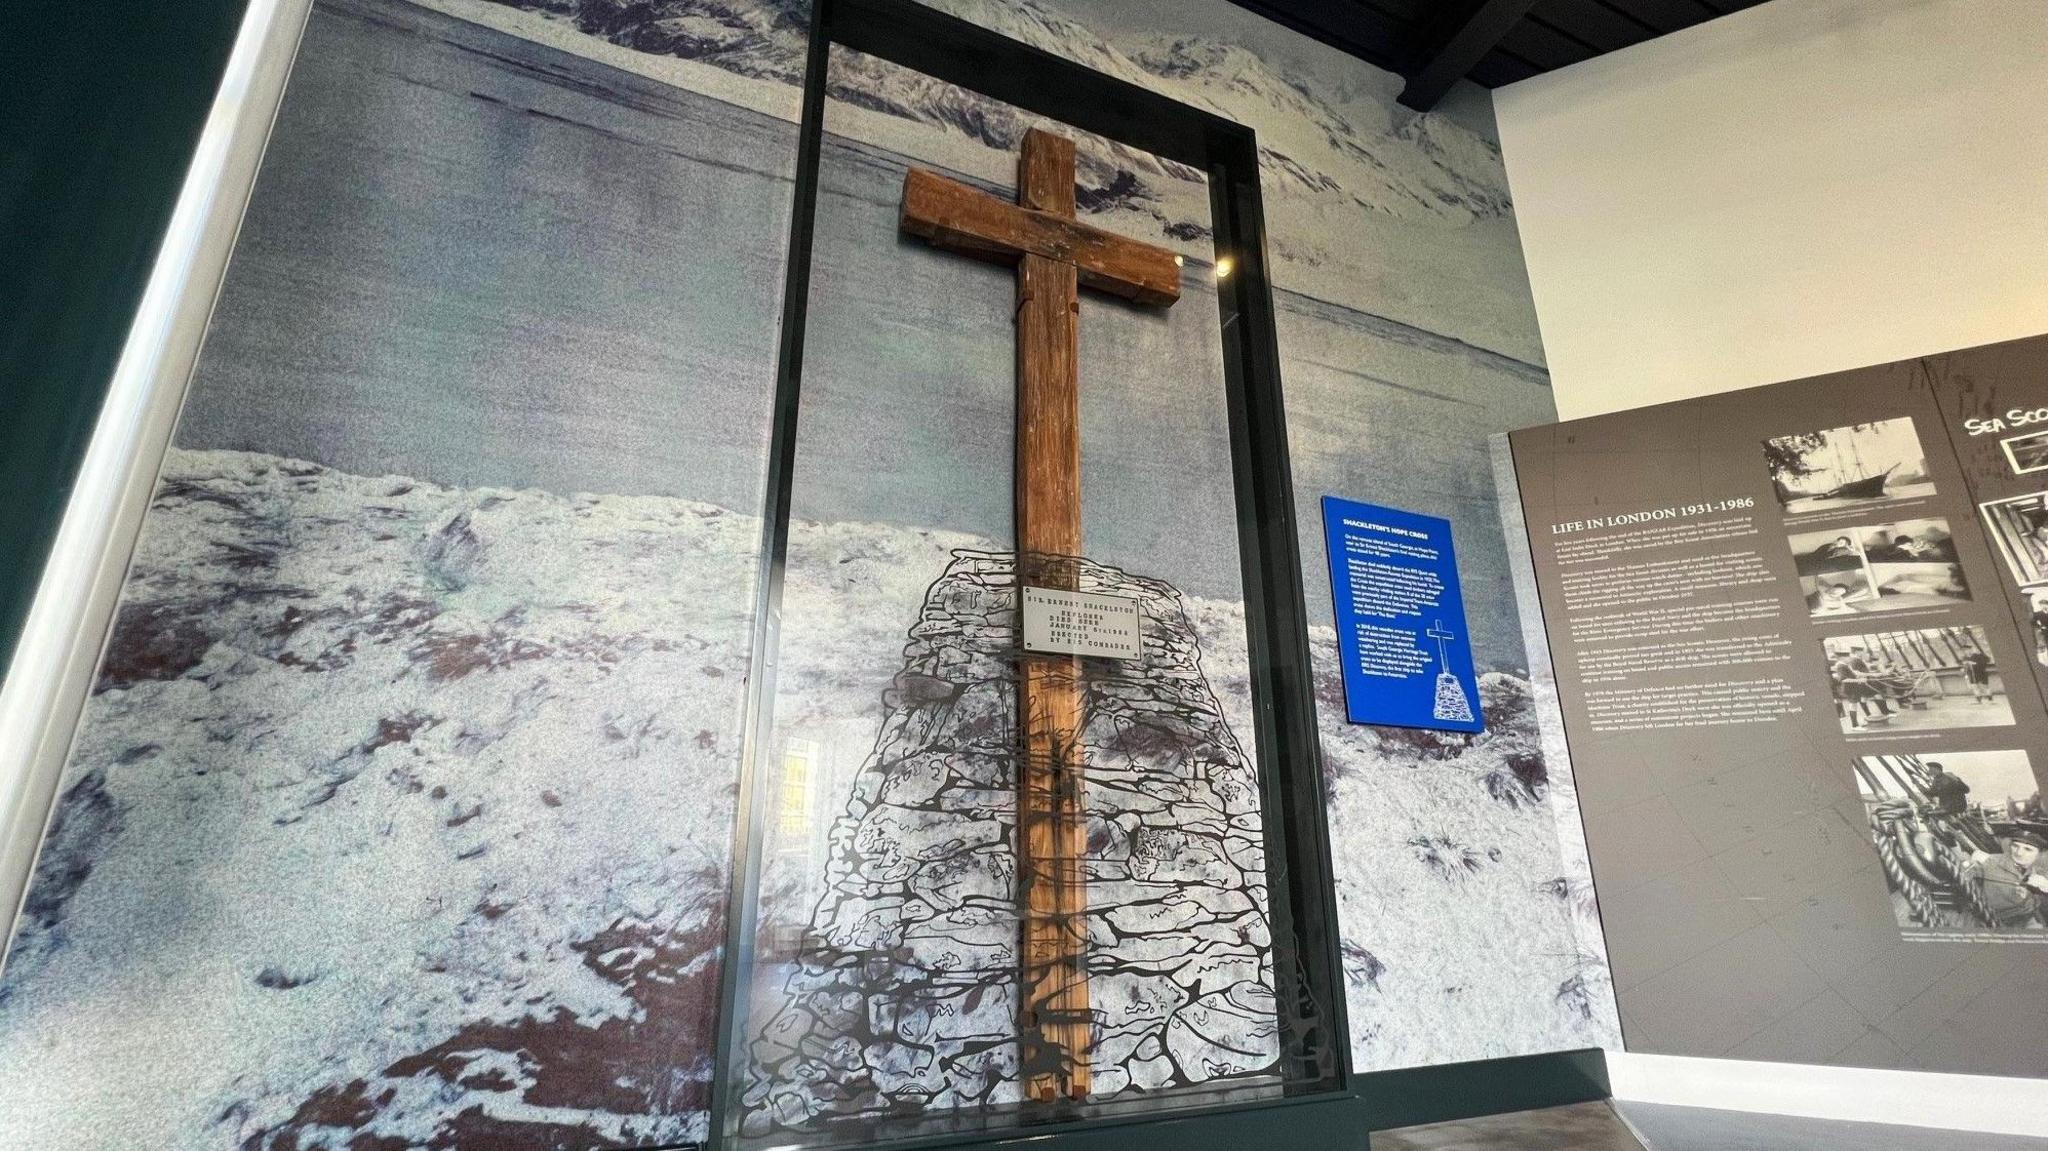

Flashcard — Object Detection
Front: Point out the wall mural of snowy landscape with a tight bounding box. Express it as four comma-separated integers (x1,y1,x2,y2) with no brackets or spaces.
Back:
0,0,1618,1148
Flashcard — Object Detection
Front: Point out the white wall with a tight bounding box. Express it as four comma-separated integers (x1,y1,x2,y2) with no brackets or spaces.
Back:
1493,0,2048,421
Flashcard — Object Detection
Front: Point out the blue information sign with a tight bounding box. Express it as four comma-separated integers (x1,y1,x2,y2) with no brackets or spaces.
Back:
1319,496,1484,733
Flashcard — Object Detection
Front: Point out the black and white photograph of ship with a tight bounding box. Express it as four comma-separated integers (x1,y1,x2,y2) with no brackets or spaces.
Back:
1854,751,2048,941
1765,416,1937,514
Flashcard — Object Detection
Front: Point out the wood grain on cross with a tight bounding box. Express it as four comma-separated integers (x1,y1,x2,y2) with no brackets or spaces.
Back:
900,127,1181,1102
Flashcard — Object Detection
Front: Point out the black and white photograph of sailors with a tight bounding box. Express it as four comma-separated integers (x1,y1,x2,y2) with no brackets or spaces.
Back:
1979,490,2048,589
1823,626,2014,733
1787,518,1969,618
1764,417,1937,514
1854,751,2048,939
2031,591,2048,668
2001,428,2048,476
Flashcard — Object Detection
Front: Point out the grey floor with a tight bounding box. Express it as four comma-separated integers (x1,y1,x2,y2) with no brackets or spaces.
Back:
1374,1100,2048,1151
1617,1101,2048,1151
1374,1102,1643,1151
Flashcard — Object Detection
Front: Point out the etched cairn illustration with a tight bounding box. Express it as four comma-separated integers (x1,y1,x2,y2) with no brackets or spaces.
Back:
742,552,1276,1137
1427,621,1476,725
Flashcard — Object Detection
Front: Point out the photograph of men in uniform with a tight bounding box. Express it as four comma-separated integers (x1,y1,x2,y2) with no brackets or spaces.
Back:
1962,830,2048,931
1822,628,2014,733
1854,752,2048,941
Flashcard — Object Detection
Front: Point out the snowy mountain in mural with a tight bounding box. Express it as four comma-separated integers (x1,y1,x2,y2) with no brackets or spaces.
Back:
471,0,1499,210
433,0,1541,357
461,0,1503,218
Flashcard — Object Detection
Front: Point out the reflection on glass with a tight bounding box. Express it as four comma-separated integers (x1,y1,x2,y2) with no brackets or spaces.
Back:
726,47,1307,1149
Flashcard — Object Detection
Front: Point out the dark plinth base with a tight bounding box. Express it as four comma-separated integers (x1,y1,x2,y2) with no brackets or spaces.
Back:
876,1048,1610,1151
868,1092,1373,1151
1375,1101,1642,1151
1359,1048,1613,1135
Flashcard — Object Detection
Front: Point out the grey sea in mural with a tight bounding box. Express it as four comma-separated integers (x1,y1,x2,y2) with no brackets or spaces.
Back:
0,0,1617,1147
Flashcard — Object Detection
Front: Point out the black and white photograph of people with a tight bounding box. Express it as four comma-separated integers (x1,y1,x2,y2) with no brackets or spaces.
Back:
1792,528,1878,616
1980,490,2048,589
1765,417,1938,514
1854,751,2048,937
2031,591,2048,667
1824,627,2014,733
2002,428,2048,476
1788,519,1969,618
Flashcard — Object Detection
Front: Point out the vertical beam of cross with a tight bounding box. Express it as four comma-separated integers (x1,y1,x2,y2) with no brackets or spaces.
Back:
899,125,1182,1104
1013,129,1090,1103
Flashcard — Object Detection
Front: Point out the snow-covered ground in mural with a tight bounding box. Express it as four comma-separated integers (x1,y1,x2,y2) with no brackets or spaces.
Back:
1315,672,1617,1066
0,450,1611,1149
771,528,1617,1071
0,450,754,1149
766,518,1612,1071
418,0,1542,363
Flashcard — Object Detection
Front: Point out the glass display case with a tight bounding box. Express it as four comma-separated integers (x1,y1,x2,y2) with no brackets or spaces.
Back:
709,2,1353,1146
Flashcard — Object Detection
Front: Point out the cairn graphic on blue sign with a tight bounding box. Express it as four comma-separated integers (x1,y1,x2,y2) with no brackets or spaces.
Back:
1427,619,1476,724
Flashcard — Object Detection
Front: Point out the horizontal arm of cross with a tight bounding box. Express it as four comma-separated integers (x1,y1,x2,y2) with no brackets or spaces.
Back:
900,167,1182,307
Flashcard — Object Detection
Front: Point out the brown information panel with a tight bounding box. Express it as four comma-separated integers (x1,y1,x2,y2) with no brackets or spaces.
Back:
1508,334,2048,1075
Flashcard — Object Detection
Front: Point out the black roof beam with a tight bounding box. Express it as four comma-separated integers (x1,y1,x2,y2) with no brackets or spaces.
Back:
1397,0,1542,110
1223,0,1417,74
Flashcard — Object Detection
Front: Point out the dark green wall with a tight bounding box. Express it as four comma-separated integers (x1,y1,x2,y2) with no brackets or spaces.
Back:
1,0,248,670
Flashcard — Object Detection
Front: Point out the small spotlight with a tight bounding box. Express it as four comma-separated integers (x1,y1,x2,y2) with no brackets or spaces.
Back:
1214,256,1234,280
1173,254,1184,267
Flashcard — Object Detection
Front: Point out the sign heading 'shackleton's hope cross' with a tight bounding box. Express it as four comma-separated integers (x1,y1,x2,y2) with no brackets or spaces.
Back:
898,126,1183,1103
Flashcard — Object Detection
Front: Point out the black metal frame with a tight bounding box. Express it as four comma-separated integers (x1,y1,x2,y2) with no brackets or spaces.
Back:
708,0,1358,1146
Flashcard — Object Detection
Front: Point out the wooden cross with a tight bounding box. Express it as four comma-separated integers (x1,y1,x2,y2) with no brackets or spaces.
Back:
900,127,1182,1102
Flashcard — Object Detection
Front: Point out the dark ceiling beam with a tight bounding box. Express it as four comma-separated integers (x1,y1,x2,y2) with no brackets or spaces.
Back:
1397,0,1542,110
1538,0,1663,52
1223,0,1417,75
1464,49,1543,88
1496,13,1598,70
1597,0,1715,34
